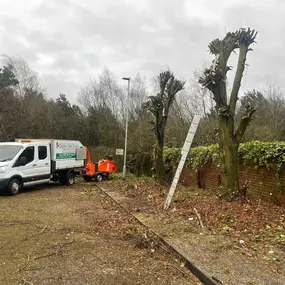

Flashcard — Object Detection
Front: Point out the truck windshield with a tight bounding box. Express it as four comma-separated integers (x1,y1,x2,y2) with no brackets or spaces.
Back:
0,145,22,162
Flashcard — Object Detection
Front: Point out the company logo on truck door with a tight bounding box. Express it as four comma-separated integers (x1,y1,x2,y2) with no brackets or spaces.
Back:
56,153,76,159
55,141,81,159
56,142,79,148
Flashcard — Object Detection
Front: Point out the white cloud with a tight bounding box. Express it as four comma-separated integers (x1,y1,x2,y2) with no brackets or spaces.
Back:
0,0,284,104
141,25,156,33
155,37,174,46
36,53,55,67
184,0,221,24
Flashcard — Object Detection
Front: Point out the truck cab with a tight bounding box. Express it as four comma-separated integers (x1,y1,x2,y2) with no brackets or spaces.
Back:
0,139,85,195
0,142,52,195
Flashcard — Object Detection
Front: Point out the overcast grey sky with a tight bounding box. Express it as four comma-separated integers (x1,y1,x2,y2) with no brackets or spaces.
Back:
0,0,284,102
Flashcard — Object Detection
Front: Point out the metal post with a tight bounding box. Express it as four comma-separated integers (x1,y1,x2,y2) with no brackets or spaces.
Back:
122,78,130,180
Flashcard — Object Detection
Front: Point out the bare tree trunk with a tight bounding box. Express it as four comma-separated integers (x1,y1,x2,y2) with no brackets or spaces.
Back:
155,122,165,179
219,116,239,199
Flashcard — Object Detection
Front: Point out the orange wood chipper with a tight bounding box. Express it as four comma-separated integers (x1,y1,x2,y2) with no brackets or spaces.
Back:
81,148,119,182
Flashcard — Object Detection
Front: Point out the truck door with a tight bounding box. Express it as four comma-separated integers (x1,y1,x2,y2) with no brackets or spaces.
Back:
36,144,50,183
13,145,37,185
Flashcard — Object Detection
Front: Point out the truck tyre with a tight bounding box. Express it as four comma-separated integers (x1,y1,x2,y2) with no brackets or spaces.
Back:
66,172,75,186
83,176,92,182
96,174,103,182
59,174,67,185
8,178,21,195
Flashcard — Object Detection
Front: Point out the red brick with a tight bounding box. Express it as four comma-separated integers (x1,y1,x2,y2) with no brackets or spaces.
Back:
180,164,285,204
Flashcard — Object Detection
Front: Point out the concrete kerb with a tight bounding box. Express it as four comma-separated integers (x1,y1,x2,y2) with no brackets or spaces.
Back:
95,184,219,285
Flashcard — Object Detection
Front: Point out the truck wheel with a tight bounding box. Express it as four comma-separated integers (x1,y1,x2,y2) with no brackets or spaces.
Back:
96,174,103,182
8,178,21,195
66,172,75,186
83,176,92,182
59,174,67,185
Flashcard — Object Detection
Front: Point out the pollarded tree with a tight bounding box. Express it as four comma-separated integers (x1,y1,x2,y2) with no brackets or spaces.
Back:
144,70,185,179
199,28,258,199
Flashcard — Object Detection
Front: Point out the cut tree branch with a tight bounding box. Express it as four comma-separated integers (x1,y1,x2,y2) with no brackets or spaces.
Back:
193,208,204,229
229,28,257,115
229,44,248,115
235,106,256,144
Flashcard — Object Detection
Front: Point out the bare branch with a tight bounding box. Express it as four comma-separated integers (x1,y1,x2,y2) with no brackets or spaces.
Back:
235,105,256,144
229,44,248,114
229,28,258,115
158,70,172,98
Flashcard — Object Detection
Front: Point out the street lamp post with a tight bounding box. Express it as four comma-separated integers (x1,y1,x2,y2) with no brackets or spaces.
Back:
122,77,130,180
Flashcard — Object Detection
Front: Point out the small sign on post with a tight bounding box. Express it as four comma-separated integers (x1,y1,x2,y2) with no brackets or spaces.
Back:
116,149,124,156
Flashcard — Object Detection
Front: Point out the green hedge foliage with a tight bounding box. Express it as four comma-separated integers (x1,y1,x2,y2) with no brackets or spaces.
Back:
164,141,285,170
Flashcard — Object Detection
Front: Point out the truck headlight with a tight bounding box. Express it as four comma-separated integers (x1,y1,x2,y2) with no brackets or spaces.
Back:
0,167,7,173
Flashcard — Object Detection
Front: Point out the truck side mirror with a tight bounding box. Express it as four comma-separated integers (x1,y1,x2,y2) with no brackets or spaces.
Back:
19,157,27,166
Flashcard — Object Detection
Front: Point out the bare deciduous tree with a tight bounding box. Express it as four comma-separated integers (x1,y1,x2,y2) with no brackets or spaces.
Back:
2,55,42,96
79,67,125,120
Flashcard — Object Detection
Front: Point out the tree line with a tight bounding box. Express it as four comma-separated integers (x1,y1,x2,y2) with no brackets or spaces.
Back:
1,58,284,150
0,56,211,152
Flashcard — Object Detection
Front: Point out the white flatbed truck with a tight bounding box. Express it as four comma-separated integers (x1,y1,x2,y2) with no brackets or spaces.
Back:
0,139,86,195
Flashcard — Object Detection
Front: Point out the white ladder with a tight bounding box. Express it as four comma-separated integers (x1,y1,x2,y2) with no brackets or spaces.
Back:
164,114,201,210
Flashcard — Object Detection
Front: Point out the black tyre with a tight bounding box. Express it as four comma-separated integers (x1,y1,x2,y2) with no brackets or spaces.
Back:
66,172,75,186
8,178,21,195
83,176,92,182
96,174,103,182
59,174,67,185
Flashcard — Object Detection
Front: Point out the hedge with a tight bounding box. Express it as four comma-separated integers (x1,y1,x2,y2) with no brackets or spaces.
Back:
163,141,285,171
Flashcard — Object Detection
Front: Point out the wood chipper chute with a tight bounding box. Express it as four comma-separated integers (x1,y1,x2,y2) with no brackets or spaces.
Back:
81,148,119,182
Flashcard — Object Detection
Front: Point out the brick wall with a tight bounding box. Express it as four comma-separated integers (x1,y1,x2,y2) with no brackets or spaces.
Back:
179,164,285,204
180,168,198,187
